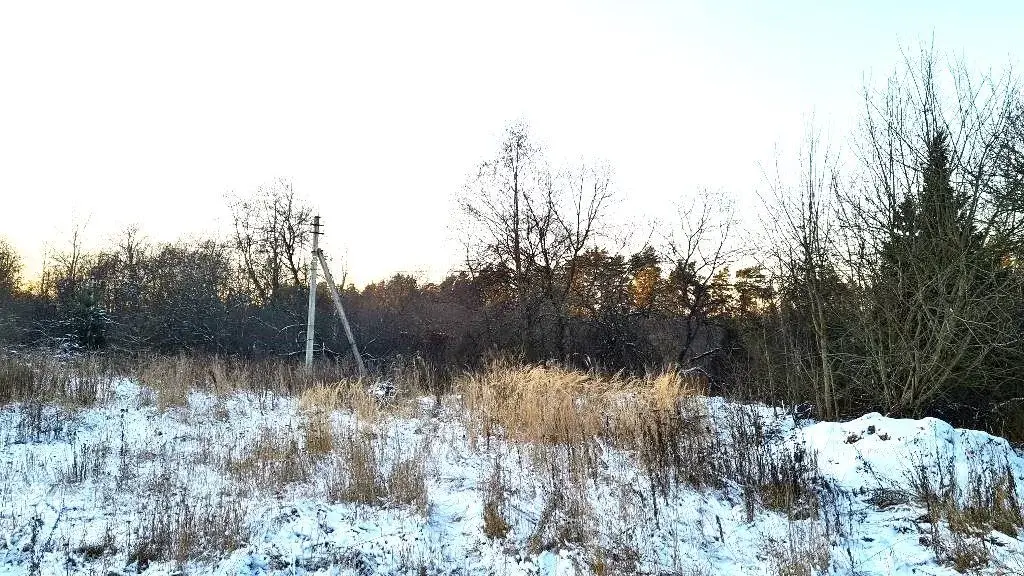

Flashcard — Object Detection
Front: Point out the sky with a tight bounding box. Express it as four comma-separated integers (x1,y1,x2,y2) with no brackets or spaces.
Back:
1,1,1022,286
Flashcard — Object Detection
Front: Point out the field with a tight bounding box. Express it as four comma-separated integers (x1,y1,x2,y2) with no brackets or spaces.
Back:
0,355,1022,575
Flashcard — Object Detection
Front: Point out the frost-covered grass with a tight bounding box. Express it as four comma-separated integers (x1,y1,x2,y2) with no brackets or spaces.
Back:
0,357,1022,575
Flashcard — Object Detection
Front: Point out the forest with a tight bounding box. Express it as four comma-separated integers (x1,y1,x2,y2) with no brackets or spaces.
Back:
2,51,1024,442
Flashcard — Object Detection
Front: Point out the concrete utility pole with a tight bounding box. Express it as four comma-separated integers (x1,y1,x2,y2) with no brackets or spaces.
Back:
304,215,321,368
318,249,367,378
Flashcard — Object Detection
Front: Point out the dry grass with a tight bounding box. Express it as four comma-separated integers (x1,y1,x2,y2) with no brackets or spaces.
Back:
0,353,118,443
458,362,836,538
133,354,360,410
297,387,337,457
754,446,822,521
715,404,833,527
0,353,112,408
302,413,335,455
526,485,595,555
226,426,311,491
938,532,991,574
458,363,715,493
763,521,832,576
388,452,430,511
459,363,705,447
58,442,109,485
589,540,642,576
482,500,510,540
386,353,447,397
910,455,1024,572
126,356,436,516
13,353,986,572
299,381,384,425
137,355,191,409
72,526,117,562
482,458,511,540
954,466,1024,538
0,356,34,403
326,428,429,512
327,430,384,504
129,492,248,570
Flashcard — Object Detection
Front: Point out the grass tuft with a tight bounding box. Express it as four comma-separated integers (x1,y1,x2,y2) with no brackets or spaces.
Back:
327,428,430,512
482,458,511,540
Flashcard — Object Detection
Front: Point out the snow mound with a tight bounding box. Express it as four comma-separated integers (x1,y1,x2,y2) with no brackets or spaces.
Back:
799,412,1024,497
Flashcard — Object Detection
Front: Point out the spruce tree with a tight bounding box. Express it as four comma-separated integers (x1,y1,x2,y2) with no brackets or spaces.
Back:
872,129,1007,416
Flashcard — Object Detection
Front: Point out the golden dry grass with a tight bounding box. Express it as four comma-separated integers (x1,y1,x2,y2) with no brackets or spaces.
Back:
137,355,192,409
482,458,511,540
909,456,1024,572
0,353,112,408
457,362,707,448
133,354,360,411
129,492,248,570
299,381,383,425
457,362,718,494
2,352,884,573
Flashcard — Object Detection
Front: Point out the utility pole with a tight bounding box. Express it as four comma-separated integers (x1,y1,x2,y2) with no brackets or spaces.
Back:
304,215,321,368
317,249,367,377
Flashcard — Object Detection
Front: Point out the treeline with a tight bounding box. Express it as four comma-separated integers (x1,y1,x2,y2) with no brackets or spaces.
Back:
0,181,756,375
1,50,1024,438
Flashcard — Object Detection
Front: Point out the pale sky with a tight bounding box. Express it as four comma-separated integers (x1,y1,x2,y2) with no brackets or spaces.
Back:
1,1,1021,286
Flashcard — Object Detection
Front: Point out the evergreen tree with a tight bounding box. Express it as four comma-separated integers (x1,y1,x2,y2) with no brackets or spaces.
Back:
71,281,108,349
871,129,1010,416
882,131,978,275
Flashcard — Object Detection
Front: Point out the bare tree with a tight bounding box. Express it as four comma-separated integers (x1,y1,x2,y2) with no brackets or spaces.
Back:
661,190,740,371
459,121,616,357
94,226,151,351
39,220,96,315
0,236,21,297
227,178,313,303
460,121,543,342
0,237,23,344
763,131,844,420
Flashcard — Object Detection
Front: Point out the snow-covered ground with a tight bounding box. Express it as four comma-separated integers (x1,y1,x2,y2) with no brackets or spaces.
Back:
0,377,1022,575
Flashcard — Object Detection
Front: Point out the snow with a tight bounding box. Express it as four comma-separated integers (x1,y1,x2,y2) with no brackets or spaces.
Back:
795,413,1024,574
0,378,1021,575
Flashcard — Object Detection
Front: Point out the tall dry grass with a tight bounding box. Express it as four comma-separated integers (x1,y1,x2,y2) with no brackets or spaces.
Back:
457,360,848,569
458,362,706,447
0,353,114,407
324,428,429,512
457,362,723,492
764,521,832,576
133,354,361,409
0,353,118,444
129,492,248,571
226,426,311,491
1,351,858,572
298,381,385,425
